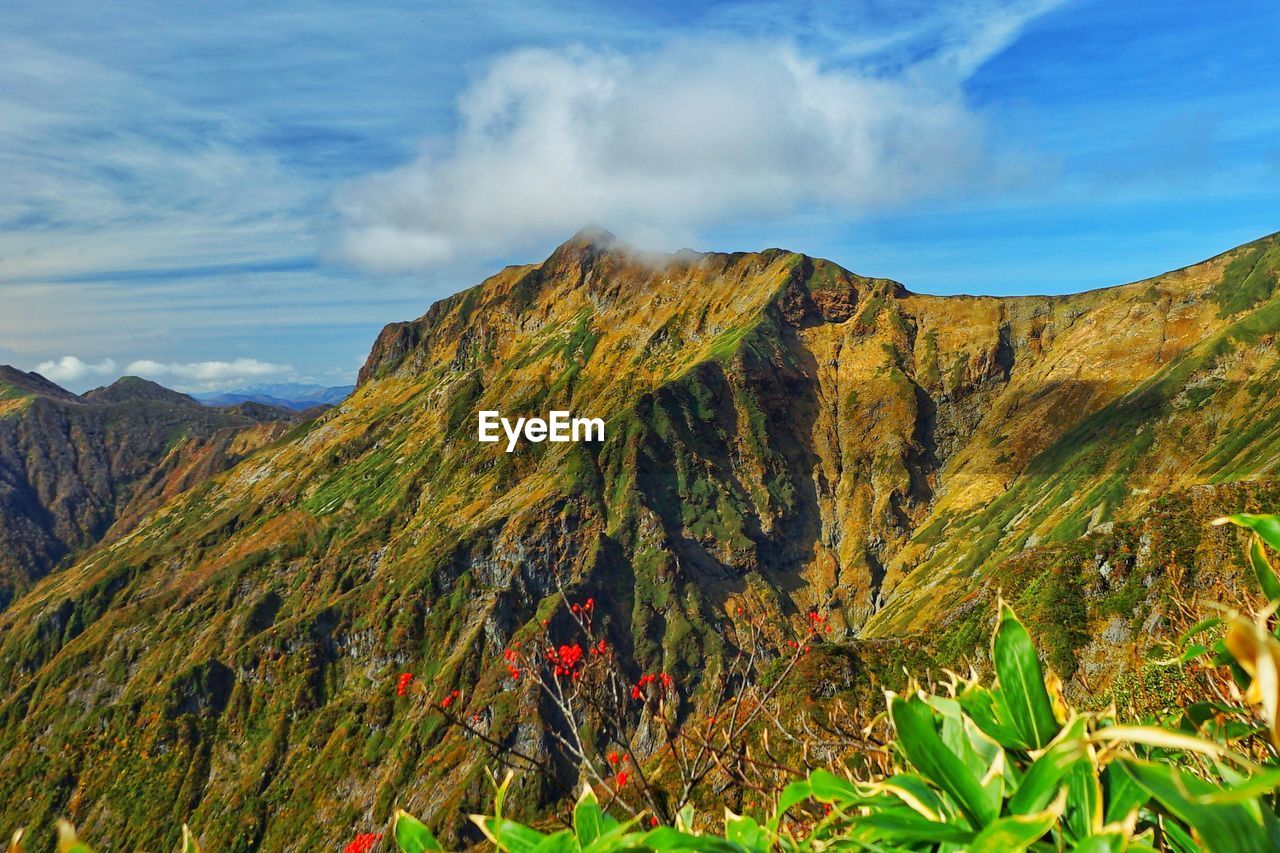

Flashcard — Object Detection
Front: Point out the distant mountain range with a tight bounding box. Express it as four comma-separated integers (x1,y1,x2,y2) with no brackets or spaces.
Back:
0,371,303,608
194,383,354,411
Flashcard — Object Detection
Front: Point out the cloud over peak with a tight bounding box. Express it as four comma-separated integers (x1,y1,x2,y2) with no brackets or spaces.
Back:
335,31,1007,272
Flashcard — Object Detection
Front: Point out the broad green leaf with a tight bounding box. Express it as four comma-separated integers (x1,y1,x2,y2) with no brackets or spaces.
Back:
533,830,577,853
1102,762,1149,825
724,812,768,851
1247,536,1280,603
888,692,999,828
1167,767,1280,805
993,602,1061,749
967,808,1058,852
1007,724,1087,815
1071,831,1129,853
806,768,862,803
772,779,814,826
850,811,974,845
1159,818,1202,853
675,805,696,834
394,810,444,853
1215,514,1280,554
471,816,549,853
574,786,605,847
957,682,1025,747
180,824,200,853
1119,758,1278,853
1065,756,1104,840
580,815,646,853
874,774,949,821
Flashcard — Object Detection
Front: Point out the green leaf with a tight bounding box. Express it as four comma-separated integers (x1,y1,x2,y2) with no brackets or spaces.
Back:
992,602,1061,749
574,786,605,847
1247,536,1280,604
1071,831,1129,853
771,778,814,826
1119,758,1279,853
471,817,549,853
967,808,1058,852
1064,757,1104,840
957,682,1025,747
1102,762,1148,825
394,809,444,853
533,830,578,853
724,812,768,851
888,692,999,828
638,827,742,852
875,774,950,821
1159,819,1202,853
1007,725,1086,815
806,768,861,803
1215,513,1280,554
850,811,975,845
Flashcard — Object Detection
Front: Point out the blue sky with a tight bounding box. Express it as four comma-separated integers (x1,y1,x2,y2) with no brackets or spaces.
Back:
2,0,1277,392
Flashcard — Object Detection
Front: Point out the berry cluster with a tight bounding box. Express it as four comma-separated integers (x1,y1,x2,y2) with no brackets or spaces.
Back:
342,833,382,853
806,611,833,635
395,672,414,696
502,645,522,680
547,643,585,679
630,672,674,700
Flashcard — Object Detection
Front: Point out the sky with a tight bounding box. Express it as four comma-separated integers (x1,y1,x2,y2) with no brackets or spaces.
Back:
1,0,1278,393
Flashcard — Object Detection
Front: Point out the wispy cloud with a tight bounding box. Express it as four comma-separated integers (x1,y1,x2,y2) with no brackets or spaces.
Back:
335,2,1062,271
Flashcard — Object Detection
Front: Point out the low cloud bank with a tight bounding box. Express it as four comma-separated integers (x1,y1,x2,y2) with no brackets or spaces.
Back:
34,356,292,393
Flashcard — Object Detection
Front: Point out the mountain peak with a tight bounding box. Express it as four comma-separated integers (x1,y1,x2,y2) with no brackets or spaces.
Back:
560,224,618,251
81,376,197,406
0,366,80,402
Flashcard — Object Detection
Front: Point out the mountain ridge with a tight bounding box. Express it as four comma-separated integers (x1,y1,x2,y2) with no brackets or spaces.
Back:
0,229,1277,849
0,369,302,608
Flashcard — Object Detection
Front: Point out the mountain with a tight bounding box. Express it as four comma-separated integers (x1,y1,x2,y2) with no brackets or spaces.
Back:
0,372,301,609
0,229,1278,849
195,383,354,411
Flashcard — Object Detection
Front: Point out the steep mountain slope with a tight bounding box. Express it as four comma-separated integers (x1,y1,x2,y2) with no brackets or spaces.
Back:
0,229,1277,850
0,371,298,608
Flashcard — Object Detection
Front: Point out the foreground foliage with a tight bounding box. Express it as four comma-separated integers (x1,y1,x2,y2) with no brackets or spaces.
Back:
11,514,1280,851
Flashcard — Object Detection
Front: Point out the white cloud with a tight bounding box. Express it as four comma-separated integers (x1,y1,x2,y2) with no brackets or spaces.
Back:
31,355,293,393
35,356,118,382
125,358,292,384
335,2,1060,272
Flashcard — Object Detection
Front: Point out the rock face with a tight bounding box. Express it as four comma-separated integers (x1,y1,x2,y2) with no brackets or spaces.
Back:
0,372,297,607
0,229,1278,849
